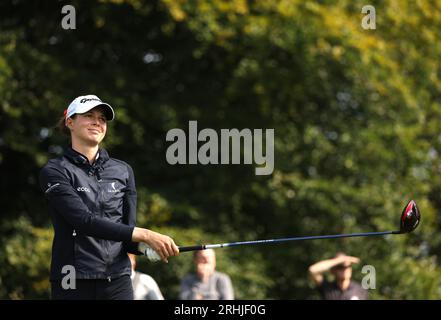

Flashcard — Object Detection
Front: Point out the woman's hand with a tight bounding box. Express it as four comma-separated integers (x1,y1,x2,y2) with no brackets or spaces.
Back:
132,227,179,263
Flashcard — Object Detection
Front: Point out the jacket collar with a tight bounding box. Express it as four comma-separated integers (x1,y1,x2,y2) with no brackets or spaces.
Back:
64,146,110,166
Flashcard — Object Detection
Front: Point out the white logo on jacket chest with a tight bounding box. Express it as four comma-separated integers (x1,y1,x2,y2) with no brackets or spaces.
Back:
76,186,90,193
107,182,121,193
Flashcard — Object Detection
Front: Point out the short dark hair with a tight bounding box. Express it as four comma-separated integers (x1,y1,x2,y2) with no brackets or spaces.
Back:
331,252,351,271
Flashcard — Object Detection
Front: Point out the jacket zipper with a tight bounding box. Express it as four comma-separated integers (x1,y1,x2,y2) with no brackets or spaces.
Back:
96,173,111,281
72,229,77,267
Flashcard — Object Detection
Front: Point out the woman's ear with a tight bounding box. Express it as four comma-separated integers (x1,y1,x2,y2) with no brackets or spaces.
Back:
66,117,73,130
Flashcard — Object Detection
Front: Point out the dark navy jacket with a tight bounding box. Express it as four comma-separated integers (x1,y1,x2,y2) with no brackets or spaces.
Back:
39,147,140,281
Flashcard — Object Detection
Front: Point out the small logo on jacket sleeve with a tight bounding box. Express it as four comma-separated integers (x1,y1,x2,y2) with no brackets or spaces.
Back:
45,183,60,194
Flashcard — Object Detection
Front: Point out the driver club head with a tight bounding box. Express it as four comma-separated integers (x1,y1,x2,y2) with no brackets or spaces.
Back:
399,200,421,234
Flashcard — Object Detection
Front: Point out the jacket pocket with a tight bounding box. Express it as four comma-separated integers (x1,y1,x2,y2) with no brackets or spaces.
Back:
72,230,107,275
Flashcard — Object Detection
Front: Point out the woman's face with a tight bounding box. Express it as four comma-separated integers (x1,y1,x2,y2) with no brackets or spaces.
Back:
67,107,107,146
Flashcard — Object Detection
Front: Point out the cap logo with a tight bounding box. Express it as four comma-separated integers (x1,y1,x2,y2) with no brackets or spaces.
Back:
80,98,101,103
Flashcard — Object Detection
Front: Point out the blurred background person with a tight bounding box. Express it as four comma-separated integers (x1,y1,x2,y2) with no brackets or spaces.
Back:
308,252,368,300
180,249,234,300
128,253,164,300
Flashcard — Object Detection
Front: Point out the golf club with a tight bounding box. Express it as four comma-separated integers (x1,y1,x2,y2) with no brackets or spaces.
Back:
177,200,421,253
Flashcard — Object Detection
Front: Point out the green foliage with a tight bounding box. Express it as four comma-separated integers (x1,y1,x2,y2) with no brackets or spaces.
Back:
1,0,441,299
0,217,52,299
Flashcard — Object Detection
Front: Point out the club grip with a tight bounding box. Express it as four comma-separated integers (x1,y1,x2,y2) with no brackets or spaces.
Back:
178,245,205,252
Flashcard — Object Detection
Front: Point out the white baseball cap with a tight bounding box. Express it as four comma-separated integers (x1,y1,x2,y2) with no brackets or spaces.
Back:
64,95,115,121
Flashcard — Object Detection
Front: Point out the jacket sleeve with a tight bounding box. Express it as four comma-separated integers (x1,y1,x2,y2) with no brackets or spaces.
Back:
39,164,134,242
123,164,142,255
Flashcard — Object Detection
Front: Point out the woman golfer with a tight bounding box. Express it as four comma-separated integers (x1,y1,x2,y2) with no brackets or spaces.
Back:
39,94,179,299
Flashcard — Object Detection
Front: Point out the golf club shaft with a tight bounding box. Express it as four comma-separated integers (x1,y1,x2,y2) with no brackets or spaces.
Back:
178,230,397,252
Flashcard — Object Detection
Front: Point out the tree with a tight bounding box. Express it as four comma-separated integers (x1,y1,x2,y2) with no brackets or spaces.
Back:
1,0,440,299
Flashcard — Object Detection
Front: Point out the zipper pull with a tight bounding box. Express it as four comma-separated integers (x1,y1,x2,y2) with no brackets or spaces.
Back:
72,230,77,237
107,276,111,282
